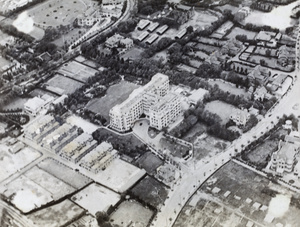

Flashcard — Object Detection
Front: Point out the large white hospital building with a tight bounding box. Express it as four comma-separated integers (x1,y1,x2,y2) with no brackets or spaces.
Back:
109,73,182,132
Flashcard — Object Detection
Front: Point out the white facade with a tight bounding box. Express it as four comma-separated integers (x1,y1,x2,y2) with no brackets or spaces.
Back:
109,73,182,132
24,94,54,116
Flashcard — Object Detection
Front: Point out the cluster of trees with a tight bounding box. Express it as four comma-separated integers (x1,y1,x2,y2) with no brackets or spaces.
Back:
92,128,147,158
138,0,167,15
250,2,273,12
235,34,258,45
117,19,138,34
0,25,33,43
170,115,198,138
95,212,114,227
243,23,279,33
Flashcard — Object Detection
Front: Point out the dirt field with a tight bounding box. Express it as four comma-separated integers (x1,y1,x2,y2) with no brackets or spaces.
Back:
27,199,84,227
131,176,168,208
85,80,140,119
27,0,94,28
110,200,154,227
0,145,41,182
71,183,120,215
208,80,250,98
174,161,300,227
38,158,92,189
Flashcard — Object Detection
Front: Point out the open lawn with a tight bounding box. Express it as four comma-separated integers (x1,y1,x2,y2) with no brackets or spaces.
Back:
71,183,120,215
135,152,163,174
38,158,92,189
225,27,257,40
174,161,300,227
188,9,220,30
2,96,31,110
27,0,94,28
30,88,58,98
45,74,84,95
208,80,250,98
205,100,239,124
0,145,41,182
52,27,89,47
120,46,144,61
85,80,140,120
131,176,168,208
27,199,85,227
110,200,154,227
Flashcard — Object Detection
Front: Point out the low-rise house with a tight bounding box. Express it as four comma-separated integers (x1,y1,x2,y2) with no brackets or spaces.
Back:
234,7,251,22
24,94,54,116
137,19,151,30
254,86,268,101
8,141,25,154
188,88,208,105
105,34,123,49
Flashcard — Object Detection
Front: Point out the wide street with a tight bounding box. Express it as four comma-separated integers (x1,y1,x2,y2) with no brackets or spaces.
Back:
151,70,300,227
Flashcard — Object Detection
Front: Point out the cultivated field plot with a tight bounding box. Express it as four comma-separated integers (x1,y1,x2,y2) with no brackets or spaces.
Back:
0,145,41,182
131,176,168,208
208,80,250,98
58,60,98,83
27,0,93,28
27,199,85,227
174,161,300,227
110,200,154,227
225,27,258,40
86,80,140,119
1,165,76,213
52,27,89,47
205,100,239,124
71,183,120,215
92,159,146,193
45,74,84,94
38,158,92,189
136,152,163,174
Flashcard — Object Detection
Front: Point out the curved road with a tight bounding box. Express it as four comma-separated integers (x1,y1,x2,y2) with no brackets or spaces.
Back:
151,70,300,227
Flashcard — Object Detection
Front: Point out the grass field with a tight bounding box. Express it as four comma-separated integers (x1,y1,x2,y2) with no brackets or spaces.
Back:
27,199,85,227
131,176,168,208
27,0,93,28
71,183,120,215
205,100,239,124
110,200,154,227
45,74,84,94
85,80,140,120
174,161,300,227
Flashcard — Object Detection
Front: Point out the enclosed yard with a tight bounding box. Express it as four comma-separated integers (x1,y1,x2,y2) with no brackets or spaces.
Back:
90,159,146,193
26,0,94,28
45,74,84,95
205,100,239,124
135,152,163,174
85,80,140,120
110,200,154,227
225,27,257,40
38,158,92,189
1,165,77,213
174,161,300,227
0,145,41,182
71,183,120,216
57,60,98,83
27,199,85,227
131,176,168,208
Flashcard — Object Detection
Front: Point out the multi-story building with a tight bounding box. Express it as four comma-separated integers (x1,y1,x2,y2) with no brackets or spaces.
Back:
60,133,97,163
109,73,180,132
79,142,113,173
149,93,182,130
24,115,58,141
